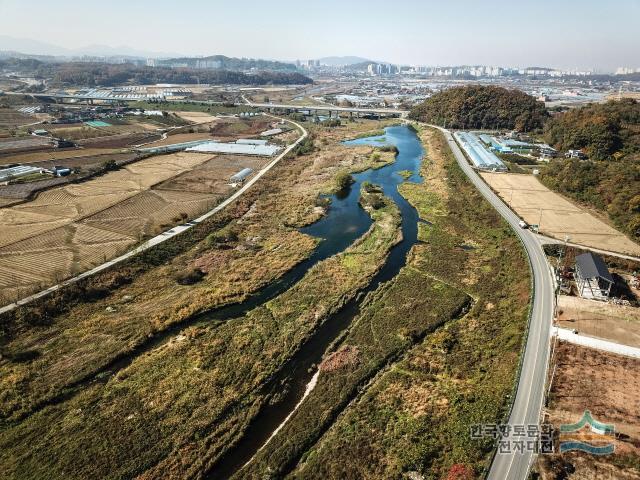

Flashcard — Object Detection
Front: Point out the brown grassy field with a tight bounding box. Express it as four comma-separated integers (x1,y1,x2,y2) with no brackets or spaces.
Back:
0,147,123,165
0,108,34,128
0,119,409,480
0,118,392,430
0,150,268,302
537,342,640,479
174,111,219,123
480,172,640,256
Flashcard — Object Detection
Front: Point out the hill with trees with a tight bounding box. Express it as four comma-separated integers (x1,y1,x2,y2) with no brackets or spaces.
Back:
0,59,312,86
541,99,640,239
543,98,640,160
408,85,548,131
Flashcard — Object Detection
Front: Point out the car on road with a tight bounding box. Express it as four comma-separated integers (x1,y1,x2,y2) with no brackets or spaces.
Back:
518,220,529,229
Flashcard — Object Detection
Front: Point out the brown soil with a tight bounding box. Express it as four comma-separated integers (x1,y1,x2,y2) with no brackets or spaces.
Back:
537,341,640,479
320,345,361,372
557,295,640,348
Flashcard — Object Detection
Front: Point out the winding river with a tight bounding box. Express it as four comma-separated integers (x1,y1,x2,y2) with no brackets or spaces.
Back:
208,125,425,478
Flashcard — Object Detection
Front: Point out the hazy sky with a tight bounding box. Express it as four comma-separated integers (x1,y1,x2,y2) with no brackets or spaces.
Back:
1,0,638,71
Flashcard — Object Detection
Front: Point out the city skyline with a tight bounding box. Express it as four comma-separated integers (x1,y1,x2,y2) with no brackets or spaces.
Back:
0,0,638,71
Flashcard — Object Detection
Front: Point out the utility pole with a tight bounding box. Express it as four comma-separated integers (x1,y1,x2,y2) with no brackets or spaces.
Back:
538,207,543,232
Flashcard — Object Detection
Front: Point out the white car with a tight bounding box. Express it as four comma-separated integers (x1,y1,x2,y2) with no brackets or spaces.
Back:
518,220,529,229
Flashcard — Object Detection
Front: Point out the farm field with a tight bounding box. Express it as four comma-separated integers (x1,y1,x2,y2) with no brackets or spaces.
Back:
174,110,219,123
0,107,35,128
0,147,123,165
0,149,268,303
77,132,161,148
537,342,640,479
480,172,640,256
0,135,52,154
557,295,640,348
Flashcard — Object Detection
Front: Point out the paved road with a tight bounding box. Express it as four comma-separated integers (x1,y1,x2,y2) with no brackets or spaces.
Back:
0,116,307,315
431,126,555,480
553,326,640,359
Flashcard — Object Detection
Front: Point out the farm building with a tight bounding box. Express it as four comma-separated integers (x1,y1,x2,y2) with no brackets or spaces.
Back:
0,165,44,182
453,132,507,171
230,168,253,183
137,139,212,155
260,128,283,137
574,252,614,301
186,141,280,156
489,137,533,153
236,139,268,145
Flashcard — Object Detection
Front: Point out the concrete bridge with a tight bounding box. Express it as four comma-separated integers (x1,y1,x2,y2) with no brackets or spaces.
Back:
242,101,409,118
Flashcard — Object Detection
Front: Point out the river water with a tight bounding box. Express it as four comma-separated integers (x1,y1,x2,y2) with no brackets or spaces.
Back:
207,125,425,479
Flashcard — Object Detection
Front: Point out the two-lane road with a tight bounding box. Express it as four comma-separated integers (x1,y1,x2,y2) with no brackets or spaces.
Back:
432,126,555,480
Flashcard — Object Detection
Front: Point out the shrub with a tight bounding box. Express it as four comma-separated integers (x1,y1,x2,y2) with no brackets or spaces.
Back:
335,170,354,191
102,159,118,171
206,226,238,246
174,267,206,285
361,181,381,193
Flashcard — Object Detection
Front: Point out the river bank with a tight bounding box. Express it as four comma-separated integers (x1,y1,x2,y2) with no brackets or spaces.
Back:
285,125,531,479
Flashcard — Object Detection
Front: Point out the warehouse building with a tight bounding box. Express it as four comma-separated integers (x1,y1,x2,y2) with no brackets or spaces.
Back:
186,141,280,156
574,252,614,301
454,132,507,171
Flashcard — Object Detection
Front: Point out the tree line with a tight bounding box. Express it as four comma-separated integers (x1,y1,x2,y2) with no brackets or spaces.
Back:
540,99,640,239
0,59,312,86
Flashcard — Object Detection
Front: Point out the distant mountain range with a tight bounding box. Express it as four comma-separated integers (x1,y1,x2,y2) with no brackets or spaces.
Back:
0,35,181,59
316,56,375,66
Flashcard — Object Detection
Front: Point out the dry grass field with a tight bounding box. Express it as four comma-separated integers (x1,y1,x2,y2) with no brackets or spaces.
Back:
0,150,270,302
0,148,124,166
480,172,640,256
174,111,219,123
0,108,34,128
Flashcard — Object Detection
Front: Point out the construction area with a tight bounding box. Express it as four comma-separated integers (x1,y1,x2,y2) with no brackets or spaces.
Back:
557,295,640,348
481,172,640,256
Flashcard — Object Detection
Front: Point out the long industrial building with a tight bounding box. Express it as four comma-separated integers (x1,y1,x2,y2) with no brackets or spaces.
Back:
186,141,280,156
454,132,507,171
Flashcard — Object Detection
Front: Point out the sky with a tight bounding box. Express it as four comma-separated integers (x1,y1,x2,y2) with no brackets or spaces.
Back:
0,0,638,71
